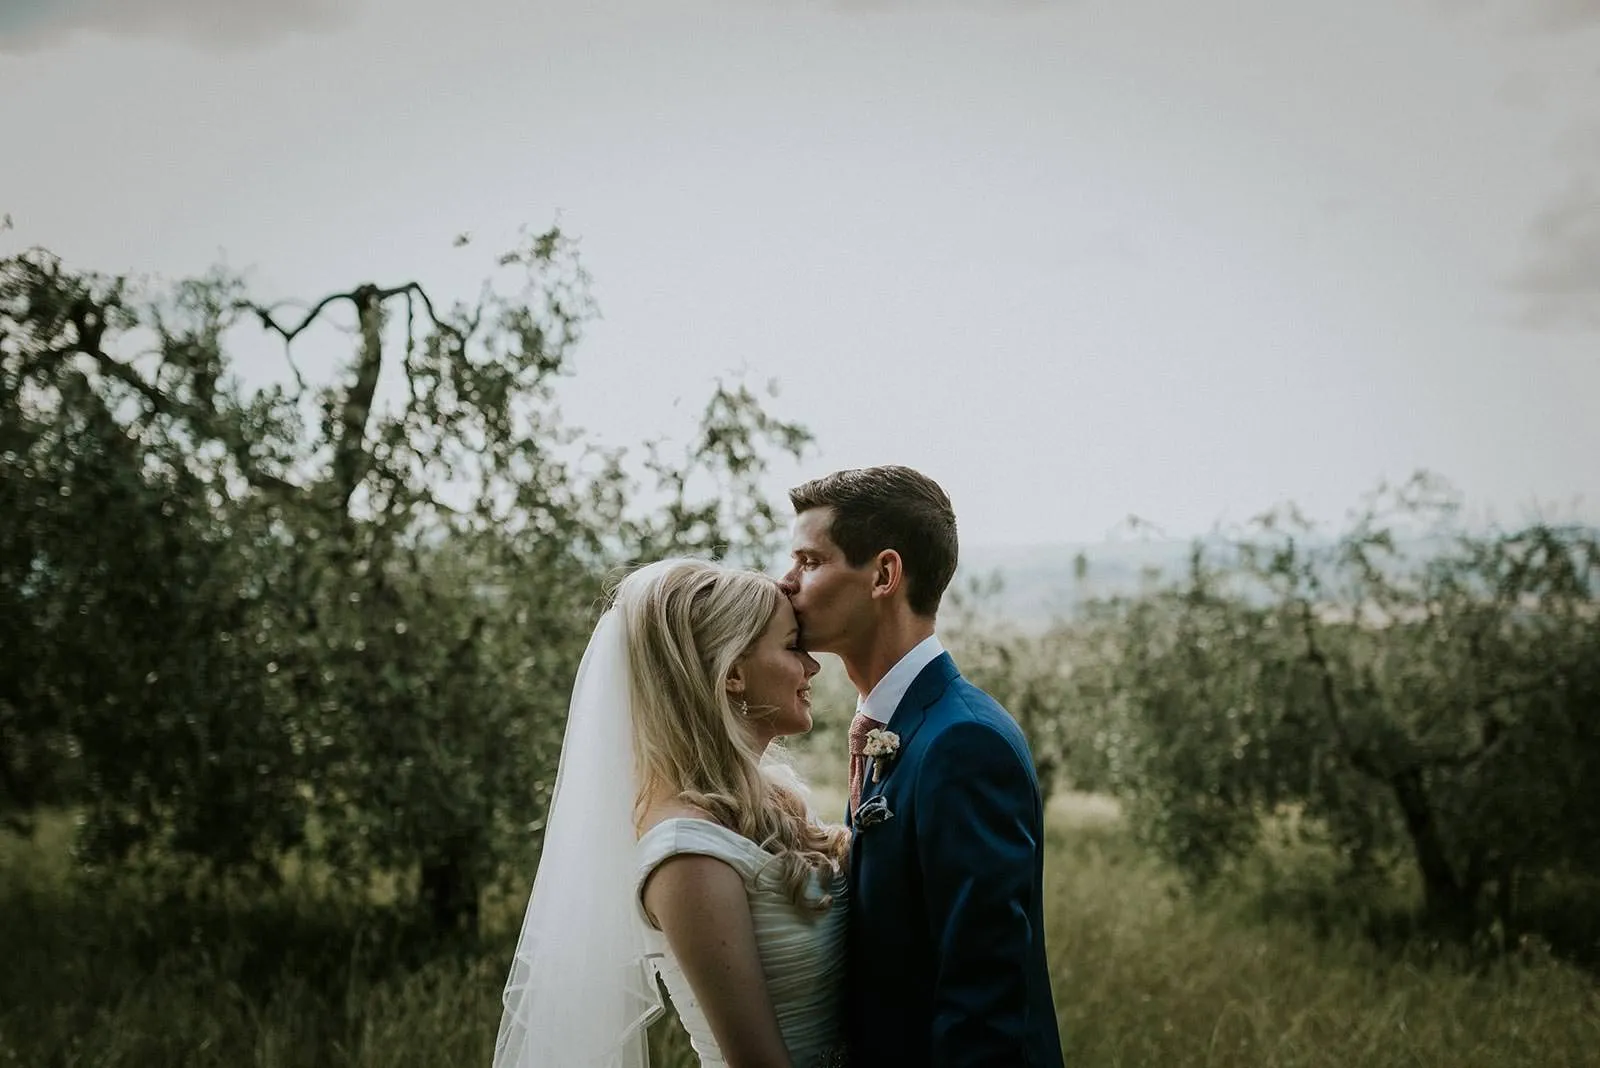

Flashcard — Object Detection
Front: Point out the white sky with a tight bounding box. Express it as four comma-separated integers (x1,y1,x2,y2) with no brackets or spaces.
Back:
2,0,1597,545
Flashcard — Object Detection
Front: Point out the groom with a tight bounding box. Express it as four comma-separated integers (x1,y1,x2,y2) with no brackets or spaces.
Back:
780,466,1064,1067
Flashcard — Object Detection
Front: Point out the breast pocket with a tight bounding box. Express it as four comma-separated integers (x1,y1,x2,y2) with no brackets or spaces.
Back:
854,790,920,922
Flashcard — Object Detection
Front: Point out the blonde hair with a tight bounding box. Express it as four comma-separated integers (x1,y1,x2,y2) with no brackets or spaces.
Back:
613,558,850,912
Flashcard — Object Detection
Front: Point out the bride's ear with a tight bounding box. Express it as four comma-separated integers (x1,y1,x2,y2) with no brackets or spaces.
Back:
725,664,746,697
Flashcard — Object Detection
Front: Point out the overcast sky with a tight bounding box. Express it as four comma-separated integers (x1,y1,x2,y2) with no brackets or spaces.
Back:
2,0,1597,545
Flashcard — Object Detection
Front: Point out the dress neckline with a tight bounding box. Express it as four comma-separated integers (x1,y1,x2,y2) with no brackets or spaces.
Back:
638,816,773,856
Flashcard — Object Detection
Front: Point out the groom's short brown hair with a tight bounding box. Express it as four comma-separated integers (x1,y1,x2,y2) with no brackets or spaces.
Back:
789,465,958,618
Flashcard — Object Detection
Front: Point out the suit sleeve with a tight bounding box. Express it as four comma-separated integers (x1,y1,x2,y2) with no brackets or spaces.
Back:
914,718,1044,1066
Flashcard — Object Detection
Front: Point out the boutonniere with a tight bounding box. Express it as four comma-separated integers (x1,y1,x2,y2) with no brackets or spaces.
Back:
855,794,894,829
863,728,900,781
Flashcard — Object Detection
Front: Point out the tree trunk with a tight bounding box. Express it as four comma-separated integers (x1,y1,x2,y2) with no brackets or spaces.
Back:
1389,767,1476,938
420,841,480,936
1493,862,1518,950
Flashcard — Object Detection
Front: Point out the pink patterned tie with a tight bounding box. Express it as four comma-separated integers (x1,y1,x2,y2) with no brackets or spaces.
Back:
848,711,877,817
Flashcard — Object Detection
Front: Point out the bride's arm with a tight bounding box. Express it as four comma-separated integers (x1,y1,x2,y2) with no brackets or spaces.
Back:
643,854,796,1068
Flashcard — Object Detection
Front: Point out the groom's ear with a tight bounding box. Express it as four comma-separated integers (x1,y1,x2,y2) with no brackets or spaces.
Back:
869,550,904,601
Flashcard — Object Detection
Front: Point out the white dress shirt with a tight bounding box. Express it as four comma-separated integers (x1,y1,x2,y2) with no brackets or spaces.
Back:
857,633,947,725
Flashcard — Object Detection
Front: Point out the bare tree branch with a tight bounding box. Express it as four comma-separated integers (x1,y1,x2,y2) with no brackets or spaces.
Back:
239,282,460,347
233,281,466,515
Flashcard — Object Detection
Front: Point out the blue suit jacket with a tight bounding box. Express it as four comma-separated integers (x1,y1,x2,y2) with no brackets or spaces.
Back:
845,653,1064,1067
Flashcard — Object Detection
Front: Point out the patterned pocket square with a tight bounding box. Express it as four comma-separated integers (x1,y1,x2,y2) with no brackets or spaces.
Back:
855,794,894,829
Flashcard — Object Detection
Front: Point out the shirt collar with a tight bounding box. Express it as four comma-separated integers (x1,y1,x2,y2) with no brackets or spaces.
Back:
857,633,946,725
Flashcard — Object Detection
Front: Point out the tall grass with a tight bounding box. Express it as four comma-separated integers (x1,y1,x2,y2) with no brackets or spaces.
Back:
1,800,1594,1067
1042,795,1599,1066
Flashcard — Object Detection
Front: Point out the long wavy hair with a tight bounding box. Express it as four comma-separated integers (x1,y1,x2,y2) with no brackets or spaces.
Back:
613,558,849,912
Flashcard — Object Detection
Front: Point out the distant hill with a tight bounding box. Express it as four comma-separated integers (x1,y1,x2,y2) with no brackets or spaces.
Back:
952,539,1208,627
954,524,1600,628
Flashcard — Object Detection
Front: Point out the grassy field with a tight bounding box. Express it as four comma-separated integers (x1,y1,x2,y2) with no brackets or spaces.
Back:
1,797,1595,1068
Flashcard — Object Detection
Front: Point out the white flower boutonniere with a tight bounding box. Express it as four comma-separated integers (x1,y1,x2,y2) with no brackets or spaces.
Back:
862,728,900,782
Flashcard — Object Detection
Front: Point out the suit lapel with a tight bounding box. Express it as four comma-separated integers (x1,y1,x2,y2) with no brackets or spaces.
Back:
857,652,960,808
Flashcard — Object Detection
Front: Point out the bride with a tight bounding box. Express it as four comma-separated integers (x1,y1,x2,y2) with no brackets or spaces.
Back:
493,558,852,1068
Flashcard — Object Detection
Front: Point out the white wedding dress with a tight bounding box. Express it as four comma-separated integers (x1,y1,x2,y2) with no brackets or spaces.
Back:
635,818,850,1068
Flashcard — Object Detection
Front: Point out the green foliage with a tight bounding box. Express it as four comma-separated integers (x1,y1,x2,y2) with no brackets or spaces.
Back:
626,378,813,568
0,232,809,927
1063,474,1600,940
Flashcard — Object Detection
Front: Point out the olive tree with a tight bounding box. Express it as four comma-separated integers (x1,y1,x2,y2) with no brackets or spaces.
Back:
1,230,809,931
1067,475,1600,939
